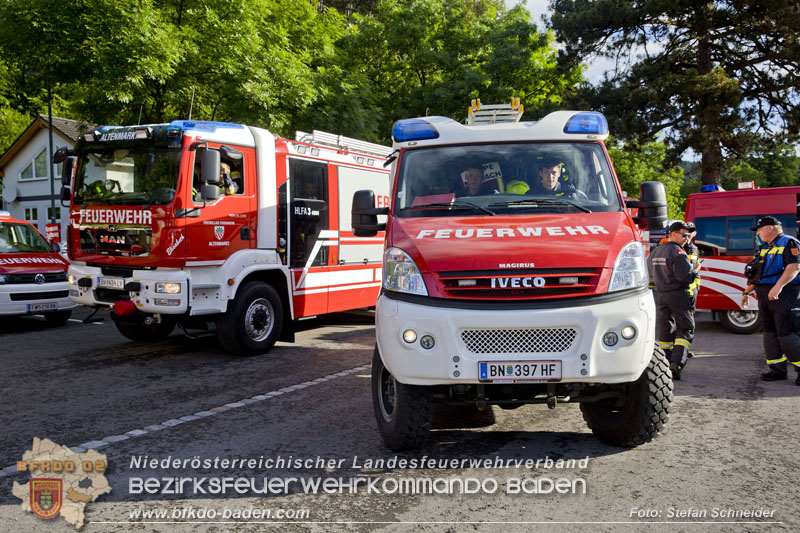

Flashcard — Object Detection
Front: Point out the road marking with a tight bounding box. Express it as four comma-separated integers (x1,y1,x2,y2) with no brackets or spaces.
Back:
68,318,106,325
0,363,370,478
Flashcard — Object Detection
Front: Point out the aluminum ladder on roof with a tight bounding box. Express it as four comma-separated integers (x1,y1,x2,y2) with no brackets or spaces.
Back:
294,130,393,158
465,98,524,125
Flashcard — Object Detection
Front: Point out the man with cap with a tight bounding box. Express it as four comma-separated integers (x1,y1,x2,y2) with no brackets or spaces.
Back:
647,220,701,379
683,222,701,357
741,216,800,383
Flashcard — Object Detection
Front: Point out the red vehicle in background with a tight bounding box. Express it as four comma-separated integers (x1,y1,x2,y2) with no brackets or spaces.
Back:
685,183,800,333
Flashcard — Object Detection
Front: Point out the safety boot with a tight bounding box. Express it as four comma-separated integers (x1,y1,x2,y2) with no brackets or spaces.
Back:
670,362,681,381
761,369,788,381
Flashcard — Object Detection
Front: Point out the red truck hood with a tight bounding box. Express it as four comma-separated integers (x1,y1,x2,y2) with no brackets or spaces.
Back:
0,252,68,274
390,212,636,272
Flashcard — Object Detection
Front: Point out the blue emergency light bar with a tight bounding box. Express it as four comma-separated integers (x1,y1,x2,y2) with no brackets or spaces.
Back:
701,185,725,192
563,112,609,135
392,119,440,142
168,120,245,132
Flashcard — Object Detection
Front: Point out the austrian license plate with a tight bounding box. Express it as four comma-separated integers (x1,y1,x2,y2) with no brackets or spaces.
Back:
478,360,562,382
98,277,125,289
28,303,58,312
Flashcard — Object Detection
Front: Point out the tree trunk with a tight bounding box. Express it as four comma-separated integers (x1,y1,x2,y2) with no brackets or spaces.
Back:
696,23,722,186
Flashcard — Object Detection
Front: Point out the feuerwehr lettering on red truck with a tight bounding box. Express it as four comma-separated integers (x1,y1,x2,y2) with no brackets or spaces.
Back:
415,225,609,239
0,257,65,265
78,209,152,226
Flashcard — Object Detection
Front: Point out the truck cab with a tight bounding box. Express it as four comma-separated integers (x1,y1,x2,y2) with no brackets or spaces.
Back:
0,210,75,325
353,103,670,450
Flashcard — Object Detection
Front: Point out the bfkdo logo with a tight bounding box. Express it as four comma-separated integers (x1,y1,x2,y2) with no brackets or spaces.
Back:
30,478,63,519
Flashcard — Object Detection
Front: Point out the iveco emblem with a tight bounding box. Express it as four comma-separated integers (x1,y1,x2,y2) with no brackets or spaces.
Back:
34,273,46,284
490,277,546,288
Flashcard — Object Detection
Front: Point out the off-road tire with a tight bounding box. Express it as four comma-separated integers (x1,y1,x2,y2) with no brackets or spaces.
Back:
719,309,761,334
580,346,673,447
217,282,283,356
114,315,176,342
372,347,433,451
43,310,72,326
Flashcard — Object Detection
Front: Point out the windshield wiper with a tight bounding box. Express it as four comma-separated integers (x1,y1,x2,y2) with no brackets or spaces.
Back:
490,198,592,213
405,201,496,215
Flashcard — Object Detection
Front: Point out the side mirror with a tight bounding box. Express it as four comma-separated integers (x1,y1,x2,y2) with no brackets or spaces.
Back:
201,184,220,201
50,241,61,253
60,186,71,202
201,148,221,186
627,181,668,231
61,156,76,185
352,190,388,237
52,146,70,164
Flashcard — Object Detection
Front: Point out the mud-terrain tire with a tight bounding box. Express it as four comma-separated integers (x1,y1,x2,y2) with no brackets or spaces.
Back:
580,346,673,447
719,309,761,334
217,282,283,356
114,315,176,342
43,310,72,326
372,346,433,451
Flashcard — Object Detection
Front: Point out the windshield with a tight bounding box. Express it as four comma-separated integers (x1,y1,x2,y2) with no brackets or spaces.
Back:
73,146,180,206
394,142,622,217
0,223,53,253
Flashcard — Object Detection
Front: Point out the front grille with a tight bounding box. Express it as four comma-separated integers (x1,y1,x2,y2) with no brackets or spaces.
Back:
3,272,67,284
461,328,577,354
100,265,134,278
10,290,69,301
438,268,600,300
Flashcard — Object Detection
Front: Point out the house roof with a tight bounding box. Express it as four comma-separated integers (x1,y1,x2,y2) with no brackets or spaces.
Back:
0,115,94,177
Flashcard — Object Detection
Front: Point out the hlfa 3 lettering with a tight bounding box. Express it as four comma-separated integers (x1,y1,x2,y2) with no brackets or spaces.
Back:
294,206,319,216
415,226,609,239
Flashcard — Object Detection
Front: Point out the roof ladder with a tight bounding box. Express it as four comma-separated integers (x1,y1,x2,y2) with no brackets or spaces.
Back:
466,98,524,125
294,130,393,158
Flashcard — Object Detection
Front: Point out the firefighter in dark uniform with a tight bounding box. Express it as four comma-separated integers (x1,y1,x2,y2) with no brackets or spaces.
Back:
740,216,800,383
647,221,701,380
683,223,701,357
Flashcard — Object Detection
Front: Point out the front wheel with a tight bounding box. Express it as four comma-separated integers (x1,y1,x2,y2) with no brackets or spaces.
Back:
719,309,761,334
217,282,283,356
372,347,433,451
114,315,176,342
580,347,673,447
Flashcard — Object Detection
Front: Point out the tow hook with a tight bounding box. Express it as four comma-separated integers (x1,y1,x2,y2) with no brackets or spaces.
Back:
547,384,557,409
476,384,486,410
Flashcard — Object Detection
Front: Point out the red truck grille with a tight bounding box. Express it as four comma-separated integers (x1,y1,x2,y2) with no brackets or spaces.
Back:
436,268,600,300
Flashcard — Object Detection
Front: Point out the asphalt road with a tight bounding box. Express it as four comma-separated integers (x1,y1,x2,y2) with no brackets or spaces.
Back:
0,307,797,532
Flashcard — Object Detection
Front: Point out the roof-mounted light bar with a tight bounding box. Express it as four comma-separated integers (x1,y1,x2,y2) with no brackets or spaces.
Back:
392,119,440,142
563,112,609,135
701,184,725,192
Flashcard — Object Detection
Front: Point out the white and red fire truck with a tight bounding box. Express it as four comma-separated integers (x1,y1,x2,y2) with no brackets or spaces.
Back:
56,121,390,354
352,101,670,450
685,183,800,333
0,210,75,324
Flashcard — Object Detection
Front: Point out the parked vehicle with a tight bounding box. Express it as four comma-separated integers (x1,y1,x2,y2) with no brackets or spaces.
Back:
685,183,800,333
0,210,75,325
55,122,390,354
352,101,669,450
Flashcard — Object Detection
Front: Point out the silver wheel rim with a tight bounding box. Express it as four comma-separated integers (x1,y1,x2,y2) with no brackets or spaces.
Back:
378,367,397,422
727,309,758,328
245,298,273,342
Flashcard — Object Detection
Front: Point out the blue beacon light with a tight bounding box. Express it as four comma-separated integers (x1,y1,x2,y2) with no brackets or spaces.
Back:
392,119,440,142
563,112,609,135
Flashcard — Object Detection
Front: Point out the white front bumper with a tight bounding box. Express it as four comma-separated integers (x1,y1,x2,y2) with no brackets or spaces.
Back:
376,289,656,385
0,282,77,316
68,264,189,314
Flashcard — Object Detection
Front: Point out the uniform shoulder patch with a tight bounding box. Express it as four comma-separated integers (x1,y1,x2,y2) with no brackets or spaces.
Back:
675,249,685,255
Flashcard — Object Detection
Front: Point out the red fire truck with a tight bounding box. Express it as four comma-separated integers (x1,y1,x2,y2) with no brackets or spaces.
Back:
685,184,800,333
55,122,390,354
352,102,670,450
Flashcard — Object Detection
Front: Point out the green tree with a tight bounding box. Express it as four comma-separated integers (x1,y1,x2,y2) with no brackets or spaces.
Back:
607,138,685,218
551,0,800,186
320,0,582,142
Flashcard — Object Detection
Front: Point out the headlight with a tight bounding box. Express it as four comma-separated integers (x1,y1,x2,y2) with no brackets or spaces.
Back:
383,247,428,296
155,282,181,294
609,241,648,292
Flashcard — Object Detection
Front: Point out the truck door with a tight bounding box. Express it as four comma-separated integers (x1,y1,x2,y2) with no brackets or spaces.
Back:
289,158,330,317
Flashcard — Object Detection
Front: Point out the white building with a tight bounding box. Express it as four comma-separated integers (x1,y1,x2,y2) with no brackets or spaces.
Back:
0,115,91,242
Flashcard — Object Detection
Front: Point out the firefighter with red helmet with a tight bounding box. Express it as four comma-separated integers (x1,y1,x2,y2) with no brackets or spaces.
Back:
741,216,800,383
647,220,701,380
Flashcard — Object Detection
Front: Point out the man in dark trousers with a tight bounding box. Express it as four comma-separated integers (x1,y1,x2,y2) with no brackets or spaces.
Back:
684,222,701,358
741,216,800,383
648,221,701,380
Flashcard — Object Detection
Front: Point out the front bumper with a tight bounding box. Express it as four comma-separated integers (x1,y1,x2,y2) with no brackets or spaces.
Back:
376,288,656,385
68,264,189,314
0,281,77,316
